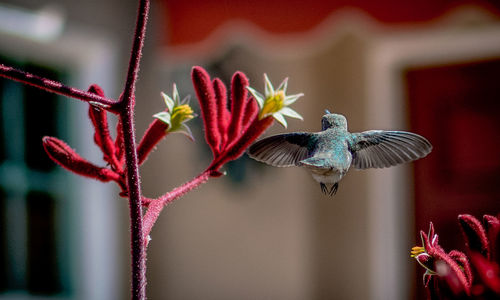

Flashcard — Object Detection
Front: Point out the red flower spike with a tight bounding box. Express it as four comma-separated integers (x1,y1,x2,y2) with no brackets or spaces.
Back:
43,136,120,182
484,215,500,235
469,252,500,294
484,215,500,260
89,106,118,164
226,71,249,143
430,248,471,295
137,117,169,165
225,116,274,162
241,96,259,132
213,78,230,150
115,119,125,163
87,85,119,169
459,214,490,260
191,67,276,174
449,250,473,286
209,116,273,171
414,223,472,297
436,260,469,297
192,66,221,155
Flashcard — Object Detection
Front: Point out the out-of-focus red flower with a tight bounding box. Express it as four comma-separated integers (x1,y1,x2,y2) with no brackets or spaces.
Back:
413,214,500,299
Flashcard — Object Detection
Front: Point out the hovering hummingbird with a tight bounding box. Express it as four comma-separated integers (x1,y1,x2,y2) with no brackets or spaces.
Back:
247,110,432,196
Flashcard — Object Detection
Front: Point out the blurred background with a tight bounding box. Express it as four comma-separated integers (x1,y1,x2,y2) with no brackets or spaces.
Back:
0,0,500,299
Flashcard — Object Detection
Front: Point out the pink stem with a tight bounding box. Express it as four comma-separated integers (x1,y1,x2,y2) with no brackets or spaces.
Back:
120,0,150,299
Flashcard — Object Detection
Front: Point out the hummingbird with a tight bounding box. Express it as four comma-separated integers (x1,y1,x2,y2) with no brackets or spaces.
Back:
247,110,432,196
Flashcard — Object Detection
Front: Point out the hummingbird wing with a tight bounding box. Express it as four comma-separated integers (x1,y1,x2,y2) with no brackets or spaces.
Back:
247,132,318,167
350,130,432,169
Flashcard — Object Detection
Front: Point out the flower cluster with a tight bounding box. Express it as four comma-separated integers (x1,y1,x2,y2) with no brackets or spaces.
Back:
42,67,304,235
412,214,500,299
43,83,195,197
191,66,301,173
140,67,303,240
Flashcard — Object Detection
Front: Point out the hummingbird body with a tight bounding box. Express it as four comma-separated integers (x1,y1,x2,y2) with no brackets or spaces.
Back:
248,111,432,196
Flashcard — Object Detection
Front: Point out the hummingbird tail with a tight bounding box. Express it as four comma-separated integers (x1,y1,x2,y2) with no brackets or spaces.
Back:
329,183,339,196
320,183,328,195
320,182,339,196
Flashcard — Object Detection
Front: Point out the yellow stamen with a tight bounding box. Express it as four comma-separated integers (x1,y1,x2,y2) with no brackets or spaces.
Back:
410,246,425,258
169,104,194,131
259,90,285,119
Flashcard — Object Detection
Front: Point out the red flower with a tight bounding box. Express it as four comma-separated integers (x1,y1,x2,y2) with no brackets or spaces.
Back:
43,85,129,195
191,66,273,173
413,214,500,299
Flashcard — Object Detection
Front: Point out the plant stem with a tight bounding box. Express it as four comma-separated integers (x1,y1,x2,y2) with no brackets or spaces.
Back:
121,108,146,300
120,1,150,299
0,64,118,110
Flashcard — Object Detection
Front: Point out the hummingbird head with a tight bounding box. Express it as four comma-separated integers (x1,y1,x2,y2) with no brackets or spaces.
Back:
321,112,347,130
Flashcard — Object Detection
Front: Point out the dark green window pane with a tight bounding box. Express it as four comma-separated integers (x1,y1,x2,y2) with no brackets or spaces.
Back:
23,64,61,172
0,79,5,164
0,188,5,292
26,191,61,294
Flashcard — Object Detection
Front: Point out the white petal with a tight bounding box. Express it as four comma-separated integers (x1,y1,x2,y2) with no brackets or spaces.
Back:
264,74,274,97
181,94,191,105
153,111,171,126
172,83,180,103
179,124,195,141
280,107,303,120
284,93,304,105
246,86,264,108
276,77,288,93
273,113,288,128
161,92,175,112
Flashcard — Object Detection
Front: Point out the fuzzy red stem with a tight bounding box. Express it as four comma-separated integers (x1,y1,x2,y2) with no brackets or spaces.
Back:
120,0,150,299
0,64,118,111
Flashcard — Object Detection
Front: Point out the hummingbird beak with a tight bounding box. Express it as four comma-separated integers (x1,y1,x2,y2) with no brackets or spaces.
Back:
325,109,331,114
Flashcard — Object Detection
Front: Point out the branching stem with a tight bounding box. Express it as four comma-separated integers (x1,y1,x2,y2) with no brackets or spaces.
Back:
0,64,119,111
120,0,150,299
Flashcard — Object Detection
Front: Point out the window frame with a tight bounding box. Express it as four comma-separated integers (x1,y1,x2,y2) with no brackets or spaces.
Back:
0,23,121,299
